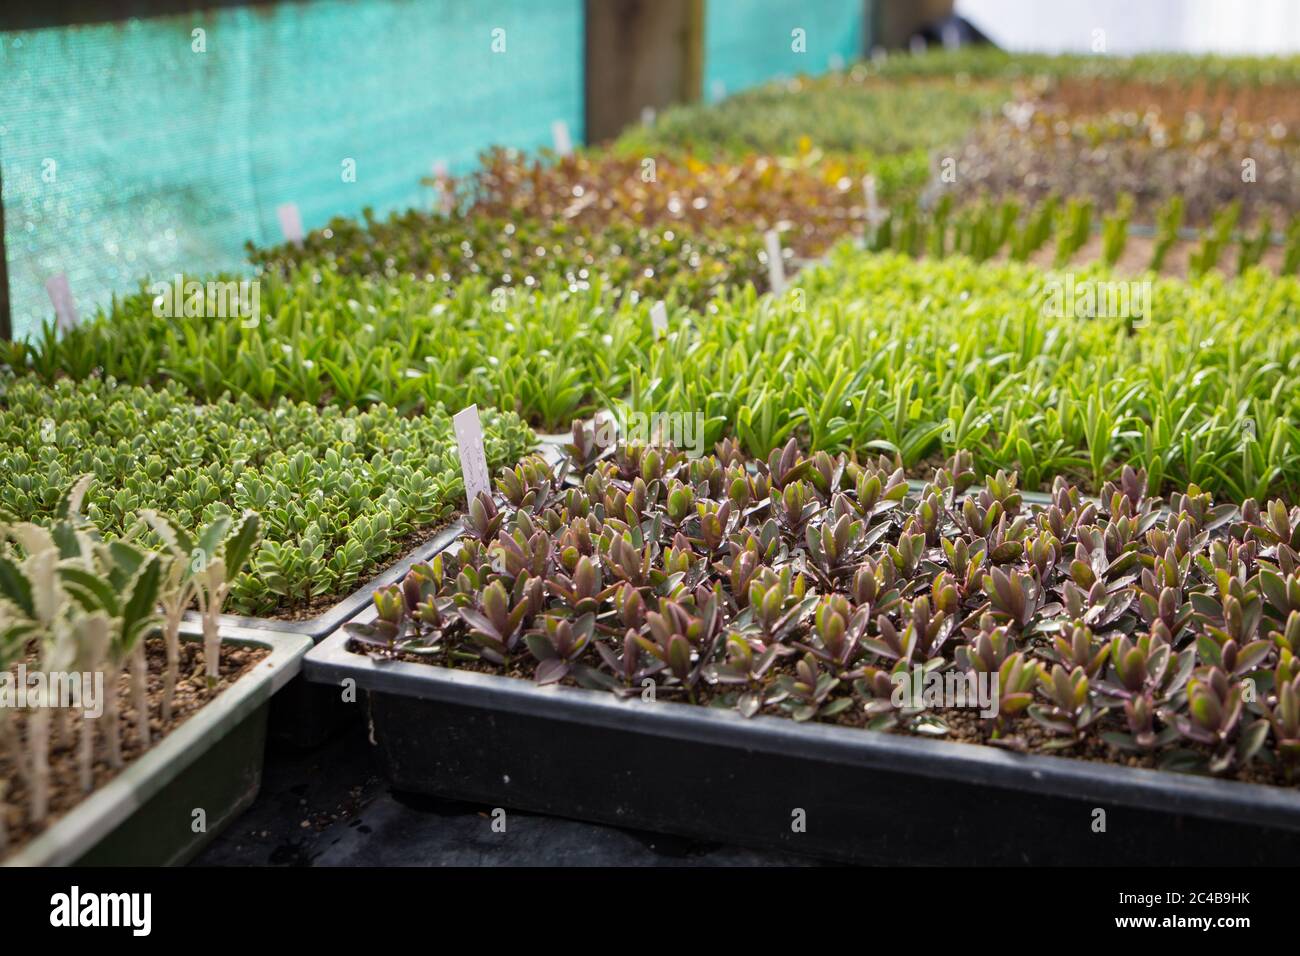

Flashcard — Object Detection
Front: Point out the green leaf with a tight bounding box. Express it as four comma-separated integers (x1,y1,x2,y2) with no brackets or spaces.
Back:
0,556,35,618
222,511,262,579
58,566,120,616
120,554,163,647
55,474,94,520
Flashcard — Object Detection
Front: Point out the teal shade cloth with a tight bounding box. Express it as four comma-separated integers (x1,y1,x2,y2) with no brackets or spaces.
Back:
0,0,584,341
703,0,866,100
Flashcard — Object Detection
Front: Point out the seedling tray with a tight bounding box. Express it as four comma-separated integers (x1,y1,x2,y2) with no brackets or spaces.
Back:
209,440,566,644
5,624,311,867
191,523,467,641
200,431,565,746
191,523,465,748
306,607,1300,865
535,426,1069,508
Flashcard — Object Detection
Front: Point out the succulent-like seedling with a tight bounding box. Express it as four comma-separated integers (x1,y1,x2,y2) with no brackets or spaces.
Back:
1102,464,1149,515
564,419,609,470
804,511,864,583
1030,665,1106,745
849,463,908,518
466,491,504,542
861,596,952,666
743,567,812,641
765,439,812,491
460,577,540,664
334,436,1295,779
1047,623,1111,678
1095,631,1189,707
546,554,615,616
775,653,853,722
345,583,418,654
982,567,1042,630
694,499,734,556
496,455,556,512
1102,694,1179,754
1247,499,1300,553
851,661,938,731
524,613,595,684
980,652,1044,739
1262,671,1300,768
634,596,723,700
794,595,868,676
702,634,782,717
1172,668,1269,773
886,531,927,580
775,480,819,537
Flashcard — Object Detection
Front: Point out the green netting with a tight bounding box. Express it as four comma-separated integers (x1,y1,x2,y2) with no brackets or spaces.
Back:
704,0,866,99
0,0,584,341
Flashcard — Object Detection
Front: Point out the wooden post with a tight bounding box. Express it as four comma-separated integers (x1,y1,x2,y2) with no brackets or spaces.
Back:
584,0,705,143
875,0,954,49
864,0,879,56
0,151,10,341
683,0,704,103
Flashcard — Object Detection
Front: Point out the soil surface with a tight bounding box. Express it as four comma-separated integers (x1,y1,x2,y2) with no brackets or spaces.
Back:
0,638,269,858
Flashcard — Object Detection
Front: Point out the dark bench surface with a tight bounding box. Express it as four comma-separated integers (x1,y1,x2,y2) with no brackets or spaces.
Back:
193,723,820,867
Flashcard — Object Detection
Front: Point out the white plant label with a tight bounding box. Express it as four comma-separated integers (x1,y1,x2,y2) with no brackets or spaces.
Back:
276,202,304,246
640,105,656,126
453,404,492,505
45,273,78,332
432,160,454,214
650,300,668,338
552,119,573,157
863,175,887,233
764,230,787,294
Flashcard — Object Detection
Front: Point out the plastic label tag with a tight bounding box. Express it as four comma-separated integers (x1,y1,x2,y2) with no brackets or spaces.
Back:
277,202,304,246
764,230,786,294
453,405,492,505
45,273,78,332
551,120,573,157
432,161,454,215
650,300,668,338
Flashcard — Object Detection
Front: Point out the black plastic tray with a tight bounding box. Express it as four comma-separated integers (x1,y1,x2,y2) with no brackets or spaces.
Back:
206,522,464,747
305,609,1300,865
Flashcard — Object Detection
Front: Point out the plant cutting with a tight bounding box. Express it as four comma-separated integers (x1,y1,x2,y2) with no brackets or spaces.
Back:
615,67,1010,170
459,147,874,264
0,476,264,860
246,210,771,311
19,271,645,429
140,510,259,717
626,249,1300,500
936,79,1300,228
0,375,533,616
1150,196,1185,272
871,191,1292,279
22,238,1300,503
338,431,1300,784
